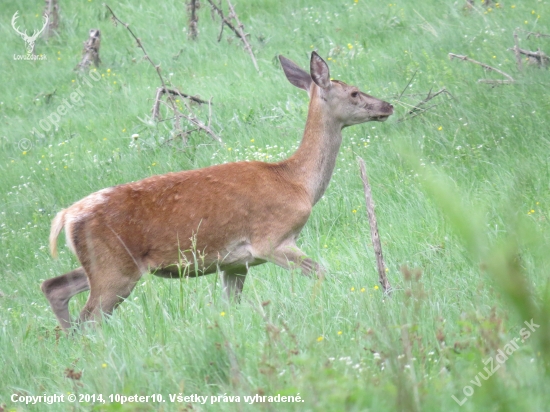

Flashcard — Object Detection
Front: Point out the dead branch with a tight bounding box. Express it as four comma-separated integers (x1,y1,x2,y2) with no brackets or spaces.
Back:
187,0,200,40
358,157,392,295
207,0,259,72
477,79,515,85
152,88,218,142
105,5,169,91
396,87,451,123
448,53,514,84
508,46,549,68
152,87,164,121
164,88,211,105
105,4,221,144
76,29,101,71
178,96,222,143
43,0,59,39
519,30,550,39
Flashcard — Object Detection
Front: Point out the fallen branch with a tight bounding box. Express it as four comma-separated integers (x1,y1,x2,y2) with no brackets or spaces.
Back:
520,30,550,39
448,53,514,84
207,0,259,72
358,157,392,295
508,46,549,68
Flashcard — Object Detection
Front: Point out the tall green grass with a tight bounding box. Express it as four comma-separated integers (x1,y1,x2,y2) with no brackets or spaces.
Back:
1,0,549,410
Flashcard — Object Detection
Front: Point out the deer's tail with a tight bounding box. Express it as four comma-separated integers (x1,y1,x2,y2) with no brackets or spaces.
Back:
49,210,66,258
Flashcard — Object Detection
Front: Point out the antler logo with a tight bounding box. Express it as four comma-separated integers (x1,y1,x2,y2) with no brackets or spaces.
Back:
11,11,48,56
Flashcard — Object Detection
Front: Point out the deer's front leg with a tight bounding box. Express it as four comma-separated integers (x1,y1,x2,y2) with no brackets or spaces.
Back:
263,244,326,280
221,267,247,303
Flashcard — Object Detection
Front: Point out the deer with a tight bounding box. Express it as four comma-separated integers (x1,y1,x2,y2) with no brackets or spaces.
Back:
42,52,393,330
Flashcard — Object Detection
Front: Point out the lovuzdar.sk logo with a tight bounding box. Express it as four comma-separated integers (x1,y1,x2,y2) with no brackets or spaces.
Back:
11,11,48,61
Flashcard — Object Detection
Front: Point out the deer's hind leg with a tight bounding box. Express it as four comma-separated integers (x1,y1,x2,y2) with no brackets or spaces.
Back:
41,267,90,330
78,260,142,326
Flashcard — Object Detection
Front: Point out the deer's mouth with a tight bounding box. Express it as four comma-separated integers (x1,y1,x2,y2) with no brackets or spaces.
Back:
372,115,390,122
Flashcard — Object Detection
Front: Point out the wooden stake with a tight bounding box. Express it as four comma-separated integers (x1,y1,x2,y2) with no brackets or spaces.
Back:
358,157,392,295
76,29,101,71
188,0,199,40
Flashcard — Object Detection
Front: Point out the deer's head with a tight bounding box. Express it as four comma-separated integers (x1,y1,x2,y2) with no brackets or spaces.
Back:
280,52,393,128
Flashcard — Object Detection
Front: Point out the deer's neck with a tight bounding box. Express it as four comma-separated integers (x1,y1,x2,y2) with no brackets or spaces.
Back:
283,90,343,205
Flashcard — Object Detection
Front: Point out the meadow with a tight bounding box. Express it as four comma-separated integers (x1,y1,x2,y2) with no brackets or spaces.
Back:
1,0,550,410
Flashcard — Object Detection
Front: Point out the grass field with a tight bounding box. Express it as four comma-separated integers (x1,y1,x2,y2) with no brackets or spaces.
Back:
1,0,550,410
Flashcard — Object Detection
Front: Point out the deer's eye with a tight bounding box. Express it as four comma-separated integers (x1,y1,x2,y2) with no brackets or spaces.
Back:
351,91,359,98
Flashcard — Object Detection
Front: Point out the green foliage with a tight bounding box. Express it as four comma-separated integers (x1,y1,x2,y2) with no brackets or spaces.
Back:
1,0,550,410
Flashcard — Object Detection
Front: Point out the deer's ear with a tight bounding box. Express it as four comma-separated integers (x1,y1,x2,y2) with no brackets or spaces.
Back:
279,55,312,92
310,52,331,90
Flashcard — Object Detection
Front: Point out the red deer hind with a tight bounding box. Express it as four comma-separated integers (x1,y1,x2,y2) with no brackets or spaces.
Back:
43,52,393,329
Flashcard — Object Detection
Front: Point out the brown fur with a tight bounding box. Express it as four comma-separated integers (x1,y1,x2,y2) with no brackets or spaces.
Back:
42,52,393,329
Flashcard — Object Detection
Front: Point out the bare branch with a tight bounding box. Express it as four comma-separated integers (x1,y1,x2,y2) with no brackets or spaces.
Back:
207,0,259,72
508,46,549,68
226,0,259,72
397,69,417,102
163,88,210,105
396,88,451,123
105,4,170,91
152,87,164,122
181,97,222,143
105,4,221,144
448,53,514,84
518,29,550,39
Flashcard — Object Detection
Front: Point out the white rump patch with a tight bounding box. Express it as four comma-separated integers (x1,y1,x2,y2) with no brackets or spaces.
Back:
63,187,114,254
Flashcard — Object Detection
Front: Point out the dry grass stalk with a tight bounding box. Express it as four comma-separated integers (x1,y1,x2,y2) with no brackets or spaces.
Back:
76,29,101,71
358,157,392,295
